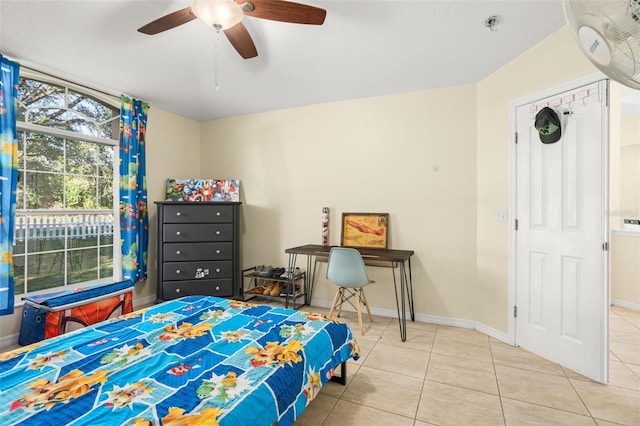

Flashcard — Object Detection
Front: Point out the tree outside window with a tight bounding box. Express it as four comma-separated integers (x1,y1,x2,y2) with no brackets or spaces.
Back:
13,76,119,296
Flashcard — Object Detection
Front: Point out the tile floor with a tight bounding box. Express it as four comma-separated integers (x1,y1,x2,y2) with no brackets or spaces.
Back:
293,305,640,426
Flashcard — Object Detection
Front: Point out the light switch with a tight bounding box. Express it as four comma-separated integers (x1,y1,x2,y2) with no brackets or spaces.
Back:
496,210,507,222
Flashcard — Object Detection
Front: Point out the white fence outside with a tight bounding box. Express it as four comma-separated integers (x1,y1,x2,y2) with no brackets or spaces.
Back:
14,211,115,244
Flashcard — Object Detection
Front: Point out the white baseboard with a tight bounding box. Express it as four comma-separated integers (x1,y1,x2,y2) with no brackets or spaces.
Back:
310,297,510,344
612,299,640,312
475,322,511,344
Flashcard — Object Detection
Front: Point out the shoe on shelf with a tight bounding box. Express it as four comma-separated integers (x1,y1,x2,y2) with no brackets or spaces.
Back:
271,267,286,278
280,267,302,278
247,287,264,294
257,265,275,277
269,282,284,296
263,282,275,294
280,284,301,297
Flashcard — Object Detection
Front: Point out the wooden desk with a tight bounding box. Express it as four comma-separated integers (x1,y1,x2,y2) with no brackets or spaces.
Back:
285,244,415,341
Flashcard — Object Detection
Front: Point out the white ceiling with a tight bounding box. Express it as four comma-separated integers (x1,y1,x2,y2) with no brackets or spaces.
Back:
1,0,571,122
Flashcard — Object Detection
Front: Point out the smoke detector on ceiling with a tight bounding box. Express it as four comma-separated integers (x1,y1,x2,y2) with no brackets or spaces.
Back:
485,15,500,32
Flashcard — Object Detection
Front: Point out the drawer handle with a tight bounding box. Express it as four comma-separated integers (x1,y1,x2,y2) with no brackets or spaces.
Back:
176,250,181,255
176,269,181,274
176,231,181,236
176,212,181,216
176,288,180,293
216,249,221,254
215,268,221,273
215,230,221,235
216,212,221,217
215,286,220,291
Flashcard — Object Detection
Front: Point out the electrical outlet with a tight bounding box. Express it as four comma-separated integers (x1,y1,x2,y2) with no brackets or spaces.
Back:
496,210,507,222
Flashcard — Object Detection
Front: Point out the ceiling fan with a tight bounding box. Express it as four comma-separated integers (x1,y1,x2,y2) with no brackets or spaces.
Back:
137,0,326,59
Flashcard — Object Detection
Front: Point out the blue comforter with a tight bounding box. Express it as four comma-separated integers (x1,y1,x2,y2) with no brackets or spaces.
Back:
0,296,359,425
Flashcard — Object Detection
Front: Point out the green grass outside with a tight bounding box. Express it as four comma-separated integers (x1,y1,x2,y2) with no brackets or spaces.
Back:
14,237,114,294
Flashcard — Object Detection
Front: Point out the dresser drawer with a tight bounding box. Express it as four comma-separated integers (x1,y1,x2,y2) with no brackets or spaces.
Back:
163,204,234,224
163,242,233,261
163,261,232,281
163,224,234,242
162,279,234,299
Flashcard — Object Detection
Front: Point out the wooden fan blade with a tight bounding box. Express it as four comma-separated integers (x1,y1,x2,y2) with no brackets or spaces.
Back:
241,0,326,25
224,22,258,59
137,7,197,35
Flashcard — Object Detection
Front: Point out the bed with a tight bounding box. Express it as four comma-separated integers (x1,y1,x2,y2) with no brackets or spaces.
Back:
0,296,360,425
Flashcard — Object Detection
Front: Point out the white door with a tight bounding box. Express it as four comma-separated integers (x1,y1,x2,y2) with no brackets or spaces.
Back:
515,80,609,383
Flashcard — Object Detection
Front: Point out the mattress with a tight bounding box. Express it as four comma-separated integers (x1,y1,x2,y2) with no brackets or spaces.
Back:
0,296,359,425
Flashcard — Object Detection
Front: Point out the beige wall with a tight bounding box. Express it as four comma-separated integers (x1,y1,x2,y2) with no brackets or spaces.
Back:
197,27,628,331
610,108,640,307
197,26,618,333
0,303,22,345
611,234,640,306
619,114,640,224
200,87,479,320
143,108,202,306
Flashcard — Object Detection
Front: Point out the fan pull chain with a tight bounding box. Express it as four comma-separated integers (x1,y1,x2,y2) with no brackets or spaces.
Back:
214,28,220,91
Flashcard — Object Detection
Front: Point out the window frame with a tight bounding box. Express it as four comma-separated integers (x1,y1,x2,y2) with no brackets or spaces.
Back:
13,68,122,302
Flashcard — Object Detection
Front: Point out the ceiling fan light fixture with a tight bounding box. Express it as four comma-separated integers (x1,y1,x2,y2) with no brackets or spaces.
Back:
191,0,243,30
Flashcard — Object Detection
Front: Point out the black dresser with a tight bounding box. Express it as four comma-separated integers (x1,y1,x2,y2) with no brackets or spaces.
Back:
155,201,241,302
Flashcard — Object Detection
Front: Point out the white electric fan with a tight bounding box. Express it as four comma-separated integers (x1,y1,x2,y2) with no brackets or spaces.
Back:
563,0,640,89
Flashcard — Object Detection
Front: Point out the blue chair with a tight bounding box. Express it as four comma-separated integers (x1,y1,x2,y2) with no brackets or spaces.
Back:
327,247,375,335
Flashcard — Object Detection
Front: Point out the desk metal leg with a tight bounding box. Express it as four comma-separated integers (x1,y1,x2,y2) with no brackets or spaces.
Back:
392,260,414,342
287,253,317,305
391,264,402,340
407,258,415,321
287,253,297,306
392,262,407,341
287,253,297,280
307,256,316,305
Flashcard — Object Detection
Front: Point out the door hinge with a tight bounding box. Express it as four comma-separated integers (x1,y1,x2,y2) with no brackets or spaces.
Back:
513,306,518,318
515,219,518,231
603,242,608,251
515,132,518,144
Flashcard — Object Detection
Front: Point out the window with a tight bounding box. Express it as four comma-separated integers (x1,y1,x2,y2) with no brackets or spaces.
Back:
13,73,120,297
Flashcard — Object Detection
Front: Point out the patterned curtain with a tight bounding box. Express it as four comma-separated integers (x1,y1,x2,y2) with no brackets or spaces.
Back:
119,96,149,283
0,55,20,316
